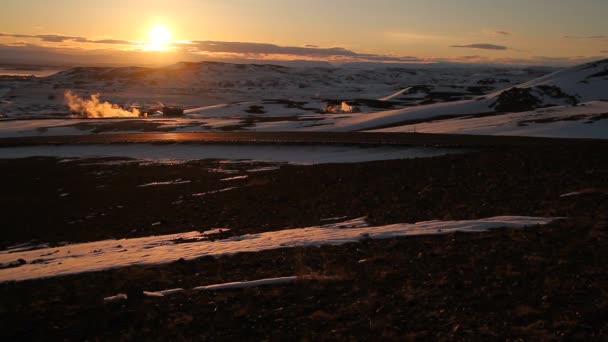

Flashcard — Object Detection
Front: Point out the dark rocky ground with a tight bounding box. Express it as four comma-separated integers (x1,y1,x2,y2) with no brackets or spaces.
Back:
1,140,608,340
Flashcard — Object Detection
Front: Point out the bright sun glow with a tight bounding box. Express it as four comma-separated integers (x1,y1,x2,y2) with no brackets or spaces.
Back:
145,24,171,51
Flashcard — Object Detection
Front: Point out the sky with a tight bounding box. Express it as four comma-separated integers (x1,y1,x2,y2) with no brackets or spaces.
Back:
0,0,607,67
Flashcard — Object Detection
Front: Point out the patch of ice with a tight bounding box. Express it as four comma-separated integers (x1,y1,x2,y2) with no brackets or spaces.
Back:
559,189,607,197
103,293,127,303
143,288,184,297
247,166,280,172
138,179,191,187
221,175,249,181
202,228,231,236
560,191,584,198
192,187,238,197
320,216,348,222
378,87,413,101
194,276,297,291
321,217,369,229
0,216,558,282
4,242,50,253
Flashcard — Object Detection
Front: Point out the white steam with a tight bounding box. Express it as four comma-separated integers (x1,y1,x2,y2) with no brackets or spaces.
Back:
64,91,140,118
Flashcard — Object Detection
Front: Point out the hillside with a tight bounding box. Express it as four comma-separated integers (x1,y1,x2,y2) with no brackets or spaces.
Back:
313,59,608,134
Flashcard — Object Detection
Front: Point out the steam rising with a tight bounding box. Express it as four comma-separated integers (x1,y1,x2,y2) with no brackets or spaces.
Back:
65,91,140,118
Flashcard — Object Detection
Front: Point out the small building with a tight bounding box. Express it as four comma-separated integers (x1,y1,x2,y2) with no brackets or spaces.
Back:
162,106,185,117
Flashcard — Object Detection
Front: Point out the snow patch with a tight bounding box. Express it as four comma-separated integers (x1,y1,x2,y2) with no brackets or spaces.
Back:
143,288,185,297
0,216,558,282
138,179,191,187
194,276,297,291
220,175,249,181
103,293,127,303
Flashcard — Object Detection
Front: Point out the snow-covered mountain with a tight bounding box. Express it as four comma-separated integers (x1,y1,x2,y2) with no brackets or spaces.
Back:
316,59,608,132
1,59,606,139
0,61,543,118
46,61,540,101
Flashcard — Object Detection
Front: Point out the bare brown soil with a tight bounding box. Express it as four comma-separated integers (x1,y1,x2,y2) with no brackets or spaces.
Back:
1,139,608,340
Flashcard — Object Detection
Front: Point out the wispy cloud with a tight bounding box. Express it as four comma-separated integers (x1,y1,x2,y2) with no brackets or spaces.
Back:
0,32,134,45
184,40,422,62
482,29,512,37
0,32,603,67
0,31,423,63
450,43,508,50
441,54,603,66
82,39,133,45
564,35,607,39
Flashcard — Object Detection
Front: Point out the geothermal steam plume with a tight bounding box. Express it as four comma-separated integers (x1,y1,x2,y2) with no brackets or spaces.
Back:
64,91,140,118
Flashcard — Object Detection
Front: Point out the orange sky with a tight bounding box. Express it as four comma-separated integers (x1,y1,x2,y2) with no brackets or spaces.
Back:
1,0,606,66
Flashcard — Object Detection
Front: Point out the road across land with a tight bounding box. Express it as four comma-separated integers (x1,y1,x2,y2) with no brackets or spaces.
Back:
0,131,606,148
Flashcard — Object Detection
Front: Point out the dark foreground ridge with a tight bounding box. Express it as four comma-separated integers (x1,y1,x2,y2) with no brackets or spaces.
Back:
1,140,608,340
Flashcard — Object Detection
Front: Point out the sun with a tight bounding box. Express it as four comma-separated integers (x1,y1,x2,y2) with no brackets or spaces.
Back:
145,24,171,51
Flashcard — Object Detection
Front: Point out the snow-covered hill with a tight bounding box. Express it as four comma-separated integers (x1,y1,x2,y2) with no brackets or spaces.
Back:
0,62,544,118
1,59,606,139
314,59,608,133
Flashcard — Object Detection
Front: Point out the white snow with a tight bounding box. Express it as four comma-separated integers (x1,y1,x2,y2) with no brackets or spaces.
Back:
559,189,607,198
560,192,584,198
192,187,239,197
138,179,191,187
308,59,608,134
143,288,185,297
379,87,413,101
108,276,325,300
0,143,457,164
202,228,231,236
373,101,608,139
321,217,369,229
246,166,281,172
103,293,128,303
0,216,557,282
514,60,608,101
309,99,492,132
1,60,605,139
220,175,249,181
194,276,297,291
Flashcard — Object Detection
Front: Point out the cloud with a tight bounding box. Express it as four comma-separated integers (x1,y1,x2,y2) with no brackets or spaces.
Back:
0,32,134,45
186,40,422,62
435,54,603,67
482,29,511,36
84,39,134,45
450,43,508,50
189,40,356,56
0,42,424,67
0,34,603,68
0,32,421,63
564,35,607,39
36,34,85,42
459,55,481,60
